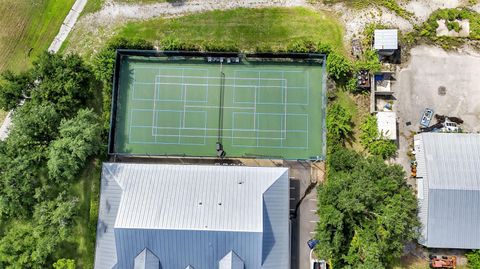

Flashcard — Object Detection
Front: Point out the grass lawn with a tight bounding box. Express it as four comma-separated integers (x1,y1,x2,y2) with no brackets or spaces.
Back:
82,0,170,15
53,159,101,268
82,0,105,15
67,7,344,56
0,0,76,73
0,109,7,125
335,90,369,152
118,7,344,52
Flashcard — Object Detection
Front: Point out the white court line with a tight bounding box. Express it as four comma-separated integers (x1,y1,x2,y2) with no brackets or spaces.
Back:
129,67,314,150
128,109,133,144
185,105,255,110
151,76,158,137
156,74,287,81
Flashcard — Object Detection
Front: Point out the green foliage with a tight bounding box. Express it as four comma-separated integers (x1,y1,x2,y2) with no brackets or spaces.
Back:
0,194,77,268
92,37,153,86
322,0,412,20
92,37,154,132
0,103,61,219
0,51,99,268
326,52,353,81
8,102,61,147
0,70,33,110
0,222,40,268
48,109,102,183
355,49,381,73
316,149,419,268
369,139,397,159
421,8,480,41
31,52,95,117
326,103,353,152
115,7,344,54
467,250,480,268
360,115,397,159
53,259,76,269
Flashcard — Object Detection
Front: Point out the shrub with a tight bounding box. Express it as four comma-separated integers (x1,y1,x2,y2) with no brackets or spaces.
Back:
360,115,397,159
326,52,353,81
327,103,353,152
467,250,480,268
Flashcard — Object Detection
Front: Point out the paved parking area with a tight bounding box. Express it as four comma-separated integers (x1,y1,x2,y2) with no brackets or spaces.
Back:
393,46,480,174
287,161,324,269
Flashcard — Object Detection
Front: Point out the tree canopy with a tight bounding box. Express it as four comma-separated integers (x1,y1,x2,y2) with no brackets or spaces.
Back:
316,149,419,268
0,50,101,268
48,109,102,183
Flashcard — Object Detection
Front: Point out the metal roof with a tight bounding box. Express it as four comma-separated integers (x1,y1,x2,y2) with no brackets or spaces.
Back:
374,29,398,50
219,251,244,269
415,133,480,249
134,248,160,269
94,163,290,269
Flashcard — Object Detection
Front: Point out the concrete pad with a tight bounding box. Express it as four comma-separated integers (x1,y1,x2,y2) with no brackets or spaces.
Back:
393,45,480,175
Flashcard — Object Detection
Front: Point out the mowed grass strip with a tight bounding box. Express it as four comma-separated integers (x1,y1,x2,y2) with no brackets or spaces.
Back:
0,109,7,124
118,7,344,52
0,0,75,72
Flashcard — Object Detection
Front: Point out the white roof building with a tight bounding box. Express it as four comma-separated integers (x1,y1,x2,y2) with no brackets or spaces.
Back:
94,163,290,269
374,29,398,50
376,111,397,140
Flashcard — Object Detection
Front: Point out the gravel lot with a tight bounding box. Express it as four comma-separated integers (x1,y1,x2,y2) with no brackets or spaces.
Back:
393,45,480,174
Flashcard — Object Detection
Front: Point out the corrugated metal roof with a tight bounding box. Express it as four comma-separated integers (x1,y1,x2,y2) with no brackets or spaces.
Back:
134,248,160,269
374,29,398,50
415,133,480,249
420,133,480,190
219,251,244,269
94,163,290,269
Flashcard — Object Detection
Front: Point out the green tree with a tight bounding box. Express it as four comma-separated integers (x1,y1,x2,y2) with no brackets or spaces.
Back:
0,195,77,268
30,52,95,117
53,259,76,269
0,222,40,268
48,109,102,183
316,150,419,268
0,70,33,111
8,102,60,147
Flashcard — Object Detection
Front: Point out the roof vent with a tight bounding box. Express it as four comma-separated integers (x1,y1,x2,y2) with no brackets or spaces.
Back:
237,180,244,185
198,201,203,206
218,202,222,206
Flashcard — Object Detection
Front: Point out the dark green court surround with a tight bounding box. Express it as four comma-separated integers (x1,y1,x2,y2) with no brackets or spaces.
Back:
110,51,326,160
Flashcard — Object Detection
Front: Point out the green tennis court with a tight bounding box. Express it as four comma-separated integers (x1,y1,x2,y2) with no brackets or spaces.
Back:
111,53,326,159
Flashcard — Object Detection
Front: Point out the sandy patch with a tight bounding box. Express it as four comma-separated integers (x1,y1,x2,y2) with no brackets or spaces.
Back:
436,19,470,37
404,0,464,22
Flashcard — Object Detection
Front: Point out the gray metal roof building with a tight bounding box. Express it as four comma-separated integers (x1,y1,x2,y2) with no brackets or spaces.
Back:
414,133,480,249
94,163,290,269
